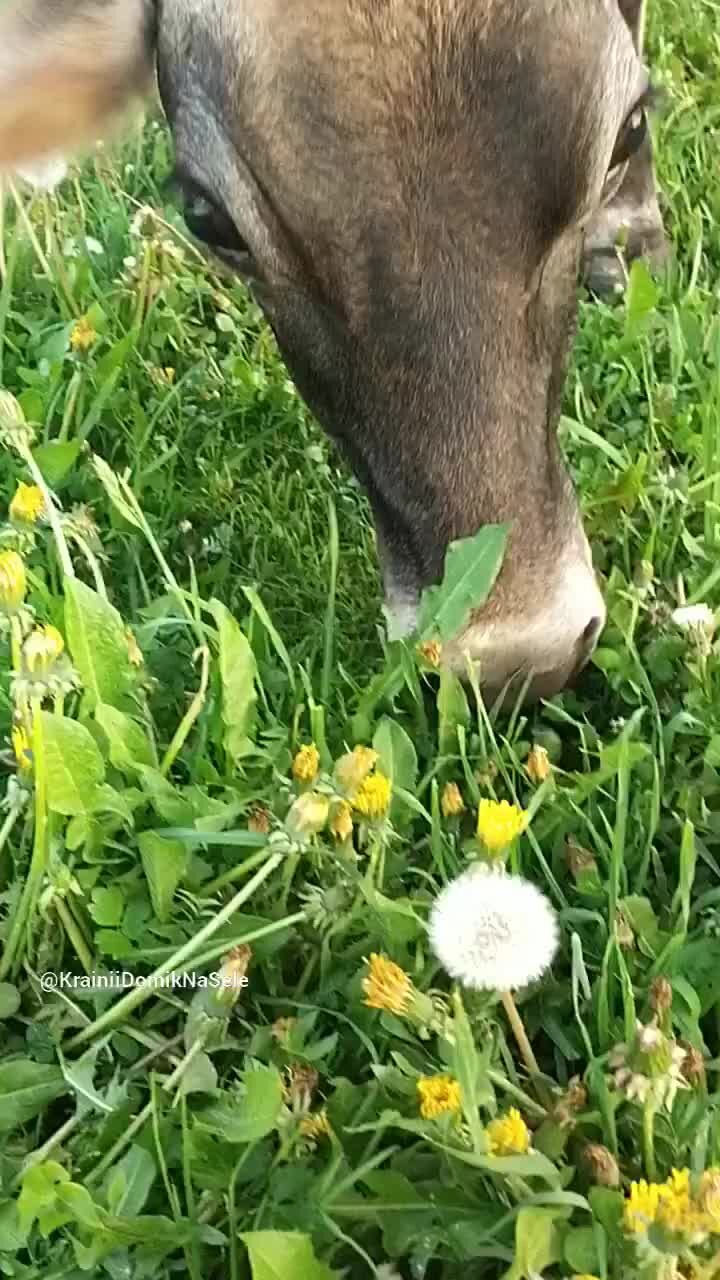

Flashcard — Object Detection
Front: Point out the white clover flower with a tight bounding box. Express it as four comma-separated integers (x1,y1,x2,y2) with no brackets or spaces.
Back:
671,604,715,634
429,865,559,991
15,154,68,191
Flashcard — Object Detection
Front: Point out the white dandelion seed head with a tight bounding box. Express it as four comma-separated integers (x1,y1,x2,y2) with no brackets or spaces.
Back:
671,603,715,633
429,865,560,991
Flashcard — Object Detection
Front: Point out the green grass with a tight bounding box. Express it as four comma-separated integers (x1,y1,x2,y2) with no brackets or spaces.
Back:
0,0,720,1276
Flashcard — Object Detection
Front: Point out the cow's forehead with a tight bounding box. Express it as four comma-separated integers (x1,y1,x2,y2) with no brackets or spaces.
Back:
158,0,641,257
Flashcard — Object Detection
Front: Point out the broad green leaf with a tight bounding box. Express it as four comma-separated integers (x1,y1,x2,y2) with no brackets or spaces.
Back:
416,524,507,642
564,1224,602,1273
505,1207,564,1279
105,1146,156,1218
138,767,195,825
64,578,134,710
198,1065,283,1144
210,599,258,762
179,1051,218,1096
0,1062,66,1133
373,717,417,822
32,441,80,487
90,887,125,927
625,259,659,337
0,982,20,1019
0,1200,28,1251
41,713,105,816
240,1231,337,1280
96,702,156,772
138,831,187,923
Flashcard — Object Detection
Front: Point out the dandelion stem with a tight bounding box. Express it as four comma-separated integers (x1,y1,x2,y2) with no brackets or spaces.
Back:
160,645,210,776
0,699,49,980
55,896,94,974
500,990,542,1081
642,1098,657,1181
0,804,23,888
17,443,75,580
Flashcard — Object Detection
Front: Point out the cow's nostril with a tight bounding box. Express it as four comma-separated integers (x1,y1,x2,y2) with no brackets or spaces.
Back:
582,615,603,646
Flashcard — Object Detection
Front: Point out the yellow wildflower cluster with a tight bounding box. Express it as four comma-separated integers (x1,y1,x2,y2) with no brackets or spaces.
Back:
417,1074,462,1120
486,1108,531,1156
477,799,528,852
624,1167,720,1240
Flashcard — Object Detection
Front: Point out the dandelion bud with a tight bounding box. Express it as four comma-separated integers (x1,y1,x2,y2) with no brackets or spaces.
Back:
334,746,378,797
10,483,45,525
125,629,144,668
292,743,320,784
362,954,411,1015
441,782,465,818
615,910,634,949
23,625,64,676
285,1063,319,1111
0,551,26,614
329,799,353,842
211,945,251,1011
525,745,552,784
0,391,34,450
680,1040,705,1084
248,806,271,835
583,1143,620,1187
649,976,673,1017
634,560,654,589
285,791,330,839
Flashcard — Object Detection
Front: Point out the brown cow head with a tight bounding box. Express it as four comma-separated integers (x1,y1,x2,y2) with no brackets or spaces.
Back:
0,0,652,697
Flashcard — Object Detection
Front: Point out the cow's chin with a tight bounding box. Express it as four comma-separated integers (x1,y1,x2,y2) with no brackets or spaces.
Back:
383,557,607,704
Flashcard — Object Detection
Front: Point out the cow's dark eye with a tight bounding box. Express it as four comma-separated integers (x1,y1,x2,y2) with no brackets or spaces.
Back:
181,182,249,261
609,105,648,171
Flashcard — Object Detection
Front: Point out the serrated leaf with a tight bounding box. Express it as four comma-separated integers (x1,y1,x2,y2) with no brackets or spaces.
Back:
96,702,156,771
199,1065,283,1144
210,599,258,762
64,578,134,710
0,1061,66,1133
105,1146,156,1218
138,831,187,923
240,1231,337,1280
41,712,105,815
58,1044,113,1117
416,524,507,642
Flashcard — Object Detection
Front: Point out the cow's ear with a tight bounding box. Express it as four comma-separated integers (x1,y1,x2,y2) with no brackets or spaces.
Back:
0,0,155,172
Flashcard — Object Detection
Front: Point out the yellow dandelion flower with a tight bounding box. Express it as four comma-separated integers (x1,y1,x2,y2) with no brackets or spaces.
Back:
624,1179,665,1235
334,746,378,796
292,743,320,784
526,745,552,783
417,639,442,668
12,725,32,775
441,781,465,818
70,316,98,352
285,791,330,838
362,953,411,1015
353,771,392,819
477,798,528,851
486,1108,531,1156
0,550,26,613
330,799,353,842
417,1074,462,1120
23,625,64,675
10,482,45,525
299,1109,331,1141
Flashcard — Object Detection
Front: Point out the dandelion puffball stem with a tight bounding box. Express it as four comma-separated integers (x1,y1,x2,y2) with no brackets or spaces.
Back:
500,990,541,1079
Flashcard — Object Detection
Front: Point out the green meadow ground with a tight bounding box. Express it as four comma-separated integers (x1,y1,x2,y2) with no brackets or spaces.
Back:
0,0,720,1276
